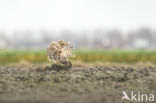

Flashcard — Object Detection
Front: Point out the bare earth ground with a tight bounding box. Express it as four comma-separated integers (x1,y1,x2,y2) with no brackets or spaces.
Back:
0,62,156,103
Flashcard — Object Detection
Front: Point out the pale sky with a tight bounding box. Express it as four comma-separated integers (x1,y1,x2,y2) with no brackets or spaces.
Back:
0,0,156,33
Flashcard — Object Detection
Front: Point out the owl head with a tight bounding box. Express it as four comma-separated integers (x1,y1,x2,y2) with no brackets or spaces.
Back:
58,40,69,48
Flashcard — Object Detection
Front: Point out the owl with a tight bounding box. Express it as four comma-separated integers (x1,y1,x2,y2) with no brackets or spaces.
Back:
47,40,75,66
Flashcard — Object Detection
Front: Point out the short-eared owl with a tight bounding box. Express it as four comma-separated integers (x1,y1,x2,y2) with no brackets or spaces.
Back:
47,40,75,66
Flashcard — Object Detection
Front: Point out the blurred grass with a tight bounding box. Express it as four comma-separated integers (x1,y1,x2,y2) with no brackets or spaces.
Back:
0,49,156,64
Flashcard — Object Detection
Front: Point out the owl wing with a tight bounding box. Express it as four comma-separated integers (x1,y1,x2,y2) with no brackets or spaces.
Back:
47,41,60,62
47,48,53,61
60,45,75,58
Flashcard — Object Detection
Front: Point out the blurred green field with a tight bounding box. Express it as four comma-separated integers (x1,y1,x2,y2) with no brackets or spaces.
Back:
0,49,156,64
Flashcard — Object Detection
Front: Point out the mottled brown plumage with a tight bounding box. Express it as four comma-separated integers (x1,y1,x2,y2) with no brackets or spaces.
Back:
47,40,75,66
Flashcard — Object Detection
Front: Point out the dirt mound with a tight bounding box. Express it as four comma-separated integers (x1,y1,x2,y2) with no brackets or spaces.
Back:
0,64,156,103
44,63,72,71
